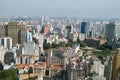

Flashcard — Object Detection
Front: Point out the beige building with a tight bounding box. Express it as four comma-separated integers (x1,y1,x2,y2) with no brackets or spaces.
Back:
16,55,36,64
0,25,6,37
67,57,86,80
0,46,7,64
33,61,46,80
7,22,26,46
45,47,67,68
111,48,120,80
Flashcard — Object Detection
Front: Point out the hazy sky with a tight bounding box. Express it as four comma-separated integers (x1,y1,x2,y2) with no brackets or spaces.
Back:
0,0,120,18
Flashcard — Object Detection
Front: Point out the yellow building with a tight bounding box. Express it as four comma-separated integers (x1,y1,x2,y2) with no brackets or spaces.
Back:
111,48,120,80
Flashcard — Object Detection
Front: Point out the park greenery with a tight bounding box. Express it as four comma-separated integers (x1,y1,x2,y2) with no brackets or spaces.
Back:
43,38,112,50
96,43,112,50
43,38,88,50
94,49,111,59
43,38,112,59
43,41,78,50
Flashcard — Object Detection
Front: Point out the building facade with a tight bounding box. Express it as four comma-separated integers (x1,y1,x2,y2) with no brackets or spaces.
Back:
105,22,120,47
0,37,12,49
7,22,26,46
111,48,120,80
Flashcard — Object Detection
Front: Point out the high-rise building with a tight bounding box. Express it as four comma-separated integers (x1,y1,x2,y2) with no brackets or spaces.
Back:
4,50,16,65
105,22,115,45
67,57,87,80
24,29,34,55
69,32,78,42
105,22,120,47
0,25,6,37
80,22,88,34
65,25,73,38
33,27,44,52
90,59,105,77
0,46,6,64
7,22,26,46
79,33,85,41
111,48,120,80
115,22,120,40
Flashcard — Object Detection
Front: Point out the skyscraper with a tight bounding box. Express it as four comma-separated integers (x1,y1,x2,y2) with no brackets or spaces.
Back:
115,22,120,40
65,25,73,38
80,22,88,34
7,22,26,46
105,22,115,45
105,22,120,47
111,48,120,80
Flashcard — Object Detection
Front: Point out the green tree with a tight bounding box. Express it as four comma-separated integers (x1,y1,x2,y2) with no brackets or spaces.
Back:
52,43,60,49
59,42,66,47
94,49,111,59
79,41,87,47
0,69,18,80
96,43,112,50
43,43,51,50
65,43,73,47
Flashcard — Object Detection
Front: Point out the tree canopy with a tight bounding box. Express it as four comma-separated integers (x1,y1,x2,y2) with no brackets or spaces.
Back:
0,69,18,80
94,49,111,59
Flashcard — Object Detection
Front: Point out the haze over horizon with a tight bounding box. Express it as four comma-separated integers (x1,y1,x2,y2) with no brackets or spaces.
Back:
0,0,120,18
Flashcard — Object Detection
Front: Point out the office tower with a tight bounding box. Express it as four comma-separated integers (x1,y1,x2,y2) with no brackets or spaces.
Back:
7,22,26,46
65,25,73,38
105,22,120,47
65,26,71,38
105,22,115,45
0,37,12,49
80,22,88,34
111,48,120,80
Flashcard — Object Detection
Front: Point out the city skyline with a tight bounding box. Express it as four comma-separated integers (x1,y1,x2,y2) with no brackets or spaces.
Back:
0,4,120,79
0,0,120,18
